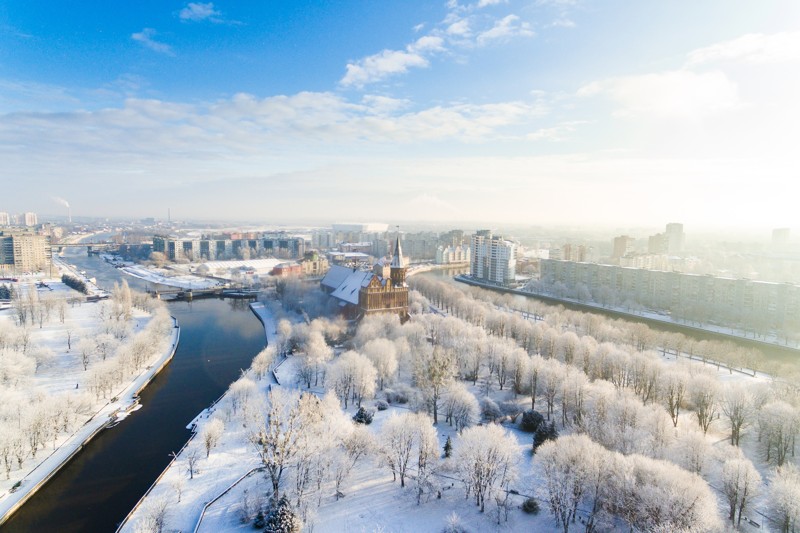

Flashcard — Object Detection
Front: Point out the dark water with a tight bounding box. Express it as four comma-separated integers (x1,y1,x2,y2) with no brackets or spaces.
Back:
1,251,265,533
418,268,800,365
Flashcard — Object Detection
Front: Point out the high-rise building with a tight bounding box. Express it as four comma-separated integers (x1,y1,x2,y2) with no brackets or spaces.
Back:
0,212,9,226
470,230,516,286
648,233,668,254
23,212,38,227
612,235,636,259
562,243,587,262
0,231,52,273
665,223,685,254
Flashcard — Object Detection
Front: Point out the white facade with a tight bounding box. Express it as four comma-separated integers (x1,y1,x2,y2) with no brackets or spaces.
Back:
470,230,516,286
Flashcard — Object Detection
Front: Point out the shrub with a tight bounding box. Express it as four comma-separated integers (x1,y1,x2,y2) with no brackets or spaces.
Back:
385,384,413,404
352,406,374,425
374,400,389,411
522,498,540,515
519,410,545,433
61,274,89,294
533,421,558,452
480,397,502,422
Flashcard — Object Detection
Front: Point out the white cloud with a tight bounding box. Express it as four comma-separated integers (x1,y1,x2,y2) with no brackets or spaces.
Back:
340,36,444,88
476,15,534,46
179,2,221,22
686,31,800,66
578,70,739,118
477,0,506,7
446,19,471,36
131,28,174,55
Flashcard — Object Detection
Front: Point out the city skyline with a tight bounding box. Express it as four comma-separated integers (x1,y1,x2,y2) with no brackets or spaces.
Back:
2,1,799,227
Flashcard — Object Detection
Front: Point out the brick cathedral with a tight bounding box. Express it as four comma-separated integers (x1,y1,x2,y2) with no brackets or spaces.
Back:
321,235,409,321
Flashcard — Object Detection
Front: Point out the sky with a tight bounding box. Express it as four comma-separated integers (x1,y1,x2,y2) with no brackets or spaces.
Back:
1,0,799,229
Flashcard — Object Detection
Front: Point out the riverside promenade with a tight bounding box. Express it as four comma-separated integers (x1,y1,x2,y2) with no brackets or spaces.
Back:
0,318,181,527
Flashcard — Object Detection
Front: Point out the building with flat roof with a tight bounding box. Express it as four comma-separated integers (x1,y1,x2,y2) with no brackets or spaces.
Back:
0,231,51,273
538,259,799,336
470,230,516,286
153,233,305,262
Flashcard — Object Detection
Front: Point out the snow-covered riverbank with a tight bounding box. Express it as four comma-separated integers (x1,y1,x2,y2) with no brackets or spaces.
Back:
0,281,181,526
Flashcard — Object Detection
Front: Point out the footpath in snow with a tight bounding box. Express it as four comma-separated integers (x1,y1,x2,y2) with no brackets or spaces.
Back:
0,318,181,526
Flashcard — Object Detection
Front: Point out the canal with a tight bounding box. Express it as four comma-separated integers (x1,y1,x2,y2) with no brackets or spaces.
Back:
1,250,265,532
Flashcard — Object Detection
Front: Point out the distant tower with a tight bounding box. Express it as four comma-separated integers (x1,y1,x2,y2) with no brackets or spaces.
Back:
665,223,685,254
390,229,407,288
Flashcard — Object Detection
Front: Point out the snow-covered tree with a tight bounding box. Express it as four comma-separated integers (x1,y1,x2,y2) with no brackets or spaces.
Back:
327,351,377,408
413,346,456,424
454,424,519,513
770,463,800,533
721,452,762,526
362,338,398,390
201,418,224,458
720,382,754,446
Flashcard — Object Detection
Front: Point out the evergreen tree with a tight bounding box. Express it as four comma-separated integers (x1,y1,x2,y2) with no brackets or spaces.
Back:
532,421,558,452
265,495,301,533
443,435,453,458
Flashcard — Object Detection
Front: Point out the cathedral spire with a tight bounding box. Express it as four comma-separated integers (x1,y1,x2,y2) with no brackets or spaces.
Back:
390,226,403,268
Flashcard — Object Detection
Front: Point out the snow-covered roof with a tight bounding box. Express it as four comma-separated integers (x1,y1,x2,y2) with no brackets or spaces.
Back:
321,265,356,291
329,269,374,305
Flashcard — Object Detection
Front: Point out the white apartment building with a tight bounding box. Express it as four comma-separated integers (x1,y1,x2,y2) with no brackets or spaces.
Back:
470,230,516,286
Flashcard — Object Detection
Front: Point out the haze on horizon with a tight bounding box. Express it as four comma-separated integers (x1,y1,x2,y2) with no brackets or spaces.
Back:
1,1,799,228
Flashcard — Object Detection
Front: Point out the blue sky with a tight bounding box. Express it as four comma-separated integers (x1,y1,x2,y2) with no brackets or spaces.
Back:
1,1,799,229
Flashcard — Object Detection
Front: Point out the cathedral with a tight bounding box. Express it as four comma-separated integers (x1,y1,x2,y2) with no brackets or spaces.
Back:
321,236,409,321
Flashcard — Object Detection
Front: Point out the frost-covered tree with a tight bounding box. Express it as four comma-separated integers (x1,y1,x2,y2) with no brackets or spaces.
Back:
454,424,519,513
362,338,398,390
441,382,479,432
690,374,719,434
254,388,302,497
720,383,754,446
252,346,276,380
380,412,435,490
201,418,224,458
659,369,688,427
332,425,374,499
538,435,610,533
413,346,456,424
770,464,800,533
327,351,377,408
760,400,799,466
721,452,761,526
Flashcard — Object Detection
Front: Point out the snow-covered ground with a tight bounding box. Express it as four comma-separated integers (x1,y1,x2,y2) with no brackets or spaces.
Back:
0,282,180,525
121,287,789,533
120,264,223,290
172,258,281,281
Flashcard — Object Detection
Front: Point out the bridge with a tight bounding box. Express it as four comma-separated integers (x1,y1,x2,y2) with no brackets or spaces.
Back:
55,241,153,255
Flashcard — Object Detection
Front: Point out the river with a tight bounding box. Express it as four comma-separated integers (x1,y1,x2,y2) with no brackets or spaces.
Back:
1,250,265,532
